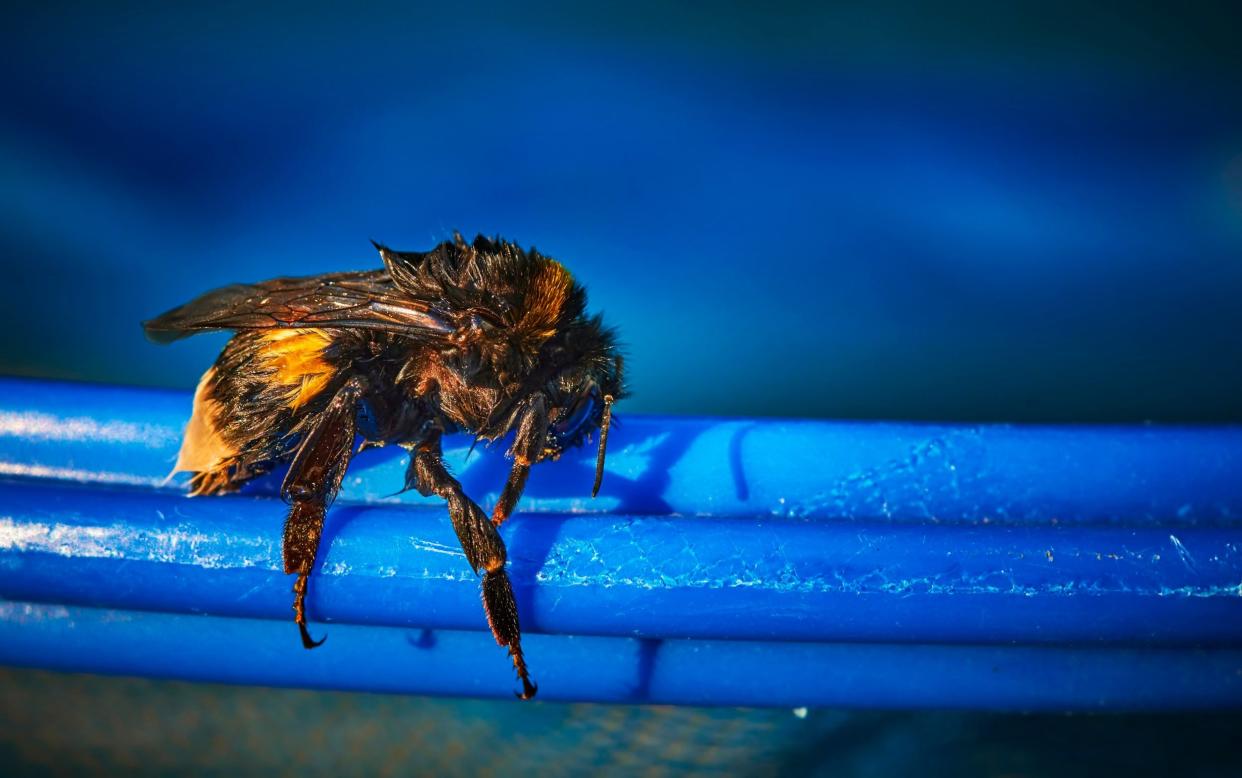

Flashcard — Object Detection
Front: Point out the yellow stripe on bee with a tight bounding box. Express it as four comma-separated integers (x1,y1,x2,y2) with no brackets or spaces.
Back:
519,258,573,337
258,328,334,409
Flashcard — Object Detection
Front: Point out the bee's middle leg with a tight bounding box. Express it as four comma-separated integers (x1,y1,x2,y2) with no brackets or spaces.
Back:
407,432,538,699
280,376,365,649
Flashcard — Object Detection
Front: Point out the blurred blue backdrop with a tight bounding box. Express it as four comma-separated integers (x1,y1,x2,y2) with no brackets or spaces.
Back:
3,2,1241,422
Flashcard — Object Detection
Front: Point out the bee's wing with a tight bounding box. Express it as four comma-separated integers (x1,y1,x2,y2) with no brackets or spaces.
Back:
143,270,453,343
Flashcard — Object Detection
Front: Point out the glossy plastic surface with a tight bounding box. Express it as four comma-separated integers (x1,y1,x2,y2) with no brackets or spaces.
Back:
1,377,1241,708
3,601,1241,710
2,480,1241,645
3,376,1242,524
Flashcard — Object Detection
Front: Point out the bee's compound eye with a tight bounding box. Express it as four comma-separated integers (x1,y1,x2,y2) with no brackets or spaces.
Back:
550,386,599,446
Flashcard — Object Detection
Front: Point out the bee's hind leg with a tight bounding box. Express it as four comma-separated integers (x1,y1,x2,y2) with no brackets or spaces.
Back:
280,376,366,649
407,431,538,699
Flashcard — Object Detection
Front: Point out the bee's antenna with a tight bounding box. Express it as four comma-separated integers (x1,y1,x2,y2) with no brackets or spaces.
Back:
591,395,614,498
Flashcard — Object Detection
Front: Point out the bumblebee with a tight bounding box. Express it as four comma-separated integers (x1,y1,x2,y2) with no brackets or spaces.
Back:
144,234,624,699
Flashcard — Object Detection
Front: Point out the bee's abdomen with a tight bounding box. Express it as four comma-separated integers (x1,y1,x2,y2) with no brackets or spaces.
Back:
175,366,238,494
177,329,351,494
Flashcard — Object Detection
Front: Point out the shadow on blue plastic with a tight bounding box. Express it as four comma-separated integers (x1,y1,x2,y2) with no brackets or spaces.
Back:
2,377,1242,523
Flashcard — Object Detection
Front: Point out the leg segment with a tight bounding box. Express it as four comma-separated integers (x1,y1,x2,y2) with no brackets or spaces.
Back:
408,432,538,699
280,376,365,649
491,395,547,527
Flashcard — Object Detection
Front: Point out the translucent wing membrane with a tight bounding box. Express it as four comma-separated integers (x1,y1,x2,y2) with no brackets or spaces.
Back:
143,270,452,343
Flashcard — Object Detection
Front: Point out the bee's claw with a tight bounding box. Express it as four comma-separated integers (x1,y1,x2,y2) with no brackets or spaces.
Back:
299,622,327,649
515,678,538,700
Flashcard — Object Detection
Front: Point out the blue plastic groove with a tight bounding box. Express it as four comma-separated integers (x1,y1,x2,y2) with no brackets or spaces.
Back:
1,376,1241,709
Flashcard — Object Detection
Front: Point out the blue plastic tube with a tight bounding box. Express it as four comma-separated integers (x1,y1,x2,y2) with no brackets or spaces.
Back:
3,601,1241,710
1,480,1240,645
1,377,1241,709
2,376,1241,524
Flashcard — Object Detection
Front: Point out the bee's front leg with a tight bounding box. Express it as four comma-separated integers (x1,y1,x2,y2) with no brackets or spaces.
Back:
491,395,548,527
280,376,366,649
407,432,538,699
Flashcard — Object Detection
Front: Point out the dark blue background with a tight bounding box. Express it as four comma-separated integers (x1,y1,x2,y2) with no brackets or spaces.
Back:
3,3,1242,422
